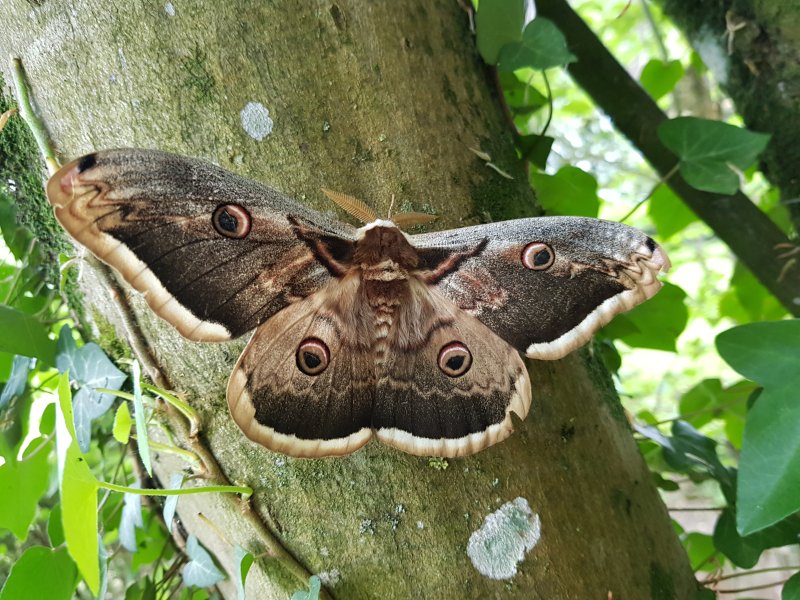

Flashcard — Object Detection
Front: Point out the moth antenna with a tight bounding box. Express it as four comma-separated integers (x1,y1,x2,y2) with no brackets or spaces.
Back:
392,212,438,229
321,188,378,224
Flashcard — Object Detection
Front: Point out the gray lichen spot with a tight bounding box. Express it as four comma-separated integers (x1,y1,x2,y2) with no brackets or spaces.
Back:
317,568,341,587
466,497,542,580
240,102,274,141
164,2,176,16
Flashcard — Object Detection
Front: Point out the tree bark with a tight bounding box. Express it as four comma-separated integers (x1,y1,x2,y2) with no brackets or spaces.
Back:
1,1,698,598
658,0,800,233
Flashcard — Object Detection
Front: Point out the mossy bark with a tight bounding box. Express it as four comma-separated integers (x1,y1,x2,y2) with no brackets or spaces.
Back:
1,1,697,598
658,0,800,232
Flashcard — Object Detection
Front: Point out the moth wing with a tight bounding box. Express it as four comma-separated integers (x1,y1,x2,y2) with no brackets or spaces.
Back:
410,217,670,360
374,285,531,458
47,149,356,341
227,278,375,458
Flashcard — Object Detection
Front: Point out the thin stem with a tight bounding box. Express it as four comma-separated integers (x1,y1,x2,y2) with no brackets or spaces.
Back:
132,436,199,464
705,565,800,583
97,480,252,497
10,57,59,174
619,163,680,222
141,383,199,433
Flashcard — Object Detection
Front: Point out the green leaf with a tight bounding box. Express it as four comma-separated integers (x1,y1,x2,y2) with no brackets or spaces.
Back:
530,166,599,217
713,507,800,568
48,503,65,546
497,18,576,72
682,532,720,572
475,0,526,64
500,72,548,117
784,571,800,600
658,117,770,195
234,545,254,600
0,434,51,539
0,304,56,365
56,325,127,453
113,402,132,444
0,546,77,600
292,576,322,600
647,186,696,241
131,517,170,571
131,361,151,476
124,577,156,600
716,320,800,534
516,134,554,170
181,535,225,588
163,473,184,533
719,262,788,324
602,282,687,351
639,59,684,101
55,373,100,594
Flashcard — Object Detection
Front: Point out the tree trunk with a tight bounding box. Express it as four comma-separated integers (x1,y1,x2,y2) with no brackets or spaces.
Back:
658,0,800,232
1,1,698,597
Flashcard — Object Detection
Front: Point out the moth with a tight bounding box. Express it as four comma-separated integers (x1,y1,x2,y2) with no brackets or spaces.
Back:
47,149,669,458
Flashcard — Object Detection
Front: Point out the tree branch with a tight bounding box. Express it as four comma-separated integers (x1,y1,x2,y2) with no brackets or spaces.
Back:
536,0,800,315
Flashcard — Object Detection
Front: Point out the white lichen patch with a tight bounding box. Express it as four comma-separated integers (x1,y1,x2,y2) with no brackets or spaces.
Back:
165,2,176,16
693,28,729,86
317,569,341,587
240,102,274,141
466,497,541,580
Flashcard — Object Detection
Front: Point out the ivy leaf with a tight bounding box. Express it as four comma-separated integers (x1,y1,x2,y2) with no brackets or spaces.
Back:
0,355,34,410
475,0,526,64
658,117,770,195
497,18,576,72
181,535,225,588
56,325,127,452
48,503,65,546
602,282,687,351
716,320,800,534
784,571,800,600
291,576,322,600
131,361,152,476
0,433,51,540
713,507,800,568
530,166,599,217
639,59,684,101
163,473,184,534
647,186,696,241
0,304,56,365
0,546,77,600
500,72,548,118
54,373,100,594
234,545,254,600
119,486,144,553
113,402,132,444
718,262,787,324
516,133,554,170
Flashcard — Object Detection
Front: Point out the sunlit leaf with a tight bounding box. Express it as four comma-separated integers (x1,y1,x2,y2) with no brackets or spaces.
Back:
659,117,770,195
55,373,100,594
181,535,225,588
639,59,684,101
475,0,526,64
0,434,50,539
682,532,720,572
530,165,599,217
497,18,576,72
716,320,800,534
0,546,77,600
48,503,65,546
234,545,254,600
0,304,56,365
602,282,687,351
718,262,788,324
113,402,132,444
647,186,696,241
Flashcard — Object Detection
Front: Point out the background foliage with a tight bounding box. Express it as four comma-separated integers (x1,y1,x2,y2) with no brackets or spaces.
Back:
0,0,798,598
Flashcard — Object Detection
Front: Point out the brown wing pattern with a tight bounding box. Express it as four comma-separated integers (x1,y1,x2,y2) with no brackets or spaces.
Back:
47,149,357,341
